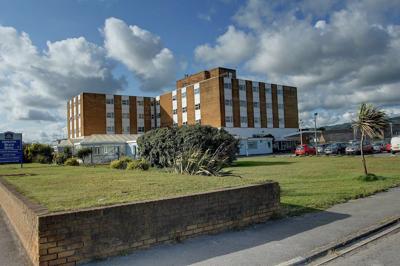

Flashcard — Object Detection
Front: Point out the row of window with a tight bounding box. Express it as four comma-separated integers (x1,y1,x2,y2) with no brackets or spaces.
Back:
224,83,261,93
225,117,262,125
106,98,145,106
224,100,280,109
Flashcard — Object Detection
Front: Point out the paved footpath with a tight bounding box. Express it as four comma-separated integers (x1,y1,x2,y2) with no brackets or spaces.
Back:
1,187,399,266
0,208,30,266
87,187,400,266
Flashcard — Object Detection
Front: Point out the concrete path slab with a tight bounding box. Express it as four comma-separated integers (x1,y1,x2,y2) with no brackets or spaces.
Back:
0,208,30,266
86,187,400,266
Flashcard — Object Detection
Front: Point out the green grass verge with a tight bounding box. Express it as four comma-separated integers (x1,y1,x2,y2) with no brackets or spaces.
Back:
1,155,399,215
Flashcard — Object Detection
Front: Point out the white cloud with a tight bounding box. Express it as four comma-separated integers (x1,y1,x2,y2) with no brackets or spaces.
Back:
195,0,400,126
103,17,176,91
194,26,255,66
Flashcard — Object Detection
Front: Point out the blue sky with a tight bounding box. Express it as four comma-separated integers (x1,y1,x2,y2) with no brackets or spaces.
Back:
0,0,399,142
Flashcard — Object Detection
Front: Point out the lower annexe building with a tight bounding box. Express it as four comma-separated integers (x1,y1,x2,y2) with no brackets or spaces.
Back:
67,67,299,145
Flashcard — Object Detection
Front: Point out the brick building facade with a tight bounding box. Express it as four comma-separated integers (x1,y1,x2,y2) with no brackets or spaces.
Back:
67,67,299,140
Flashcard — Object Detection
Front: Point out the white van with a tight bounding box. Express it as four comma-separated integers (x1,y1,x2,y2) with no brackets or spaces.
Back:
391,136,400,154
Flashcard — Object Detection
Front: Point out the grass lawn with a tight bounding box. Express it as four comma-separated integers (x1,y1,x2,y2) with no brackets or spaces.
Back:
1,155,400,215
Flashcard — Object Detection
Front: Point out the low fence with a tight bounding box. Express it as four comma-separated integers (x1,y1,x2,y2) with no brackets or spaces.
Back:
0,178,280,266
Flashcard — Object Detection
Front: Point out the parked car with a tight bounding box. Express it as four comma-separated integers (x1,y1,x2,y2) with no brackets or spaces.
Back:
346,141,373,155
317,144,328,154
391,136,400,154
324,143,346,155
372,141,385,153
386,143,392,152
295,144,316,156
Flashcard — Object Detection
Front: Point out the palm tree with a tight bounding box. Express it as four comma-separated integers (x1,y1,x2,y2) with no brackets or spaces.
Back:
352,103,388,175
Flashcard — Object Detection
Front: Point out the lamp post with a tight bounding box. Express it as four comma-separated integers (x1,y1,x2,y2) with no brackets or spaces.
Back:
390,122,393,138
314,113,318,155
299,119,303,145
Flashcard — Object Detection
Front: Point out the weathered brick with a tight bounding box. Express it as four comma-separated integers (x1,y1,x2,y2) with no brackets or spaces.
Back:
48,258,67,266
40,254,57,262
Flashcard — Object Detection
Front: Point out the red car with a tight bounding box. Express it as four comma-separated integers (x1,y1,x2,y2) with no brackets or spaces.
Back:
295,144,316,156
386,143,392,153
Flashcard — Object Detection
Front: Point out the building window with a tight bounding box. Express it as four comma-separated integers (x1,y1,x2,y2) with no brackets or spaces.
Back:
172,95,177,101
107,112,114,118
239,84,246,91
279,118,285,124
253,102,259,108
194,87,200,94
225,116,233,123
122,113,129,119
240,116,248,123
266,103,273,108
225,99,232,106
157,113,161,118
138,127,145,133
138,113,144,119
182,107,187,113
173,122,178,127
195,104,201,110
278,104,284,109
224,83,231,90
93,147,100,155
265,88,271,94
107,126,114,132
122,99,129,105
173,109,178,114
240,100,246,107
277,89,283,95
137,100,144,106
106,98,114,105
151,114,155,119
252,86,259,93
182,92,187,98
183,121,188,125
254,117,260,124
125,126,130,133
195,119,201,125
248,141,258,150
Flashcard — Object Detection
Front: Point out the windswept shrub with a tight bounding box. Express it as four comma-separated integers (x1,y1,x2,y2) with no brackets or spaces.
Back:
173,145,231,176
76,147,92,164
53,152,71,165
24,143,53,163
126,159,150,171
64,158,79,166
137,125,239,168
110,157,133,170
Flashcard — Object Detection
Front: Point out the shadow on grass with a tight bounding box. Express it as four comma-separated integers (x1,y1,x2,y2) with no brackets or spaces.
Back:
232,160,295,167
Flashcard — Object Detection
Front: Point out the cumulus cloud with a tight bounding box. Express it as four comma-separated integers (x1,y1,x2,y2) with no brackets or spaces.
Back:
103,17,176,91
0,25,125,124
195,0,400,126
194,26,256,66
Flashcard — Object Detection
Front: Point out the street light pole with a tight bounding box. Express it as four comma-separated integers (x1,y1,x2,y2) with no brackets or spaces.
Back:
300,119,303,146
390,122,393,138
314,113,318,155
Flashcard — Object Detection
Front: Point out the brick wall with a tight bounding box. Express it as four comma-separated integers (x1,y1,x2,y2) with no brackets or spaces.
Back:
0,180,280,266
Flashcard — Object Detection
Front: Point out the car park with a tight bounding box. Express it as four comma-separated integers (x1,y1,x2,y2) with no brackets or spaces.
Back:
346,143,361,155
324,143,346,155
391,136,400,154
295,144,316,156
372,141,385,153
385,143,392,152
317,144,328,154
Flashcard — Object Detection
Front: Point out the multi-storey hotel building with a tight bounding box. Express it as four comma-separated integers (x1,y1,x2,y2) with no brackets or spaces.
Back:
67,67,299,141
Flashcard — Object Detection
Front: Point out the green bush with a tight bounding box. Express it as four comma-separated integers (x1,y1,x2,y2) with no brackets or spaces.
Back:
137,125,239,168
110,157,133,170
76,147,92,164
173,146,231,176
126,159,150,171
24,143,53,163
64,158,79,166
53,152,71,165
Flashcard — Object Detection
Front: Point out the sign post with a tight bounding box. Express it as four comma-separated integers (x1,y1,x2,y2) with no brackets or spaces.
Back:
0,131,23,168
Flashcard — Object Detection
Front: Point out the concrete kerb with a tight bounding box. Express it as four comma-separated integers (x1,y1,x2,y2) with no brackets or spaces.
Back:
276,215,400,266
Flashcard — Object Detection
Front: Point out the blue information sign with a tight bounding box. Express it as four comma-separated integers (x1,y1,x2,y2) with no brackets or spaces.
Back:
0,132,23,165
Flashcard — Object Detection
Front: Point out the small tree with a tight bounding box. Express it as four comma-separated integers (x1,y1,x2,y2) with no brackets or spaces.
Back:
76,147,92,164
352,103,388,175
